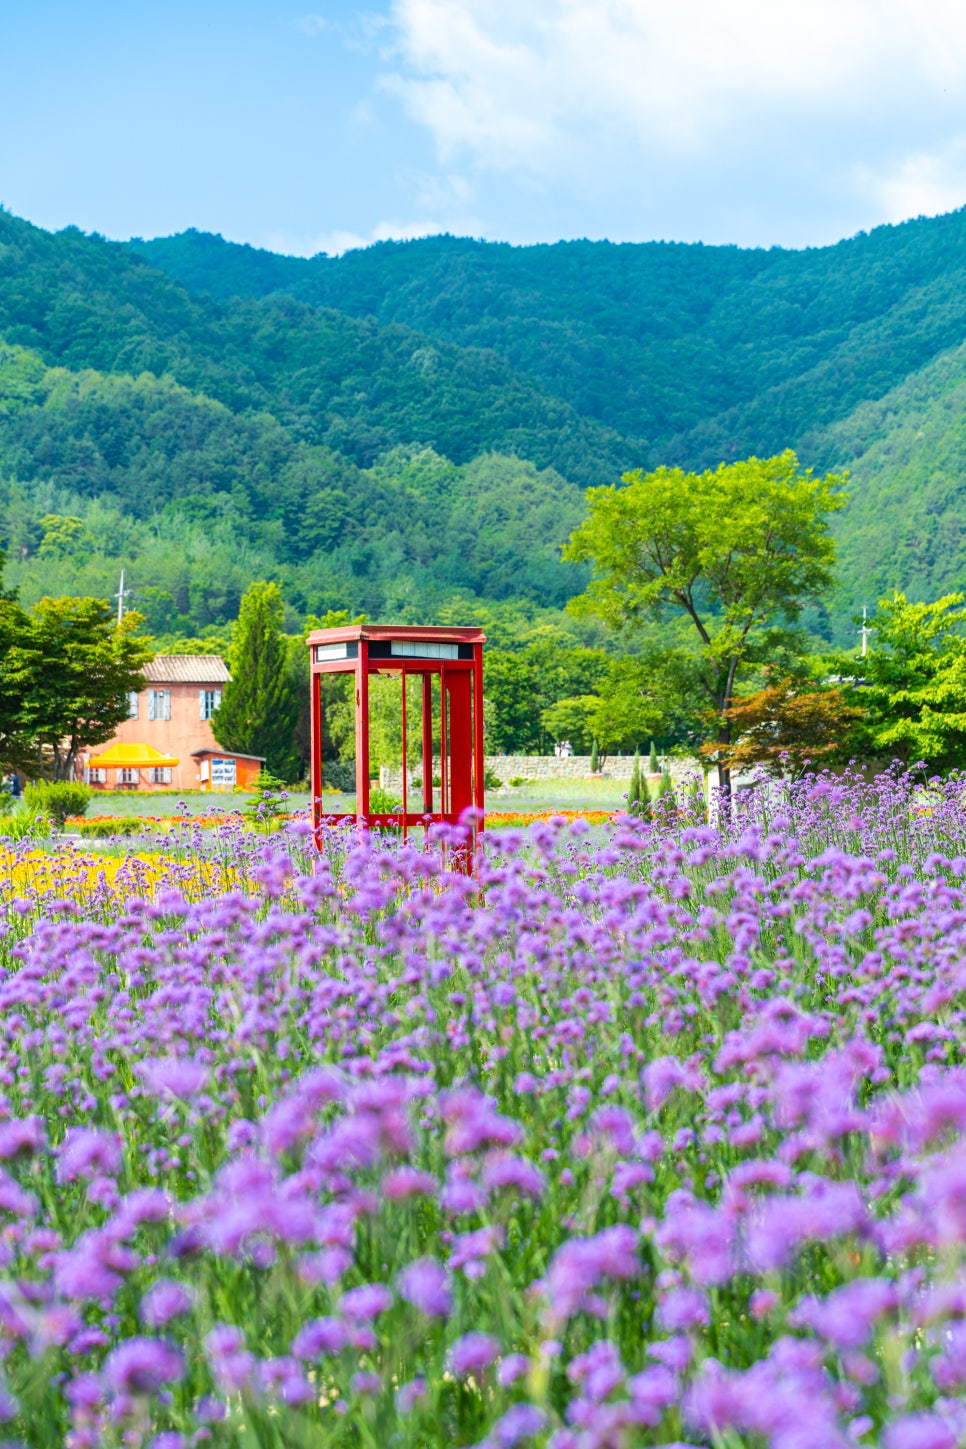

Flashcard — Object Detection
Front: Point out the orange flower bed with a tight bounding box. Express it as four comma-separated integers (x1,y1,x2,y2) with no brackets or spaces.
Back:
483,809,614,826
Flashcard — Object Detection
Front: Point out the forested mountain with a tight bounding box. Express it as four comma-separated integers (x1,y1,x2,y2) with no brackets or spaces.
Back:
4,205,966,643
132,211,966,468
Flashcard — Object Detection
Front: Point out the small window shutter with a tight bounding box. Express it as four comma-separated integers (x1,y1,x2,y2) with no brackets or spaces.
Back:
148,692,156,722
163,691,171,721
200,690,206,720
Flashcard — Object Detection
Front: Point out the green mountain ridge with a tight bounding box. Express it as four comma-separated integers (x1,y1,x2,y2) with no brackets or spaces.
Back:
131,212,966,466
3,206,966,644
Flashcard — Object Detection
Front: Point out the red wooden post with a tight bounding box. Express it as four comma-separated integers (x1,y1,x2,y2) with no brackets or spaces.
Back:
355,642,370,819
422,674,433,815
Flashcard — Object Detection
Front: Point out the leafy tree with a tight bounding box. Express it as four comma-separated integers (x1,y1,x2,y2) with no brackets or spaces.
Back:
565,451,846,796
0,551,33,775
703,678,865,780
485,637,609,754
4,597,152,780
212,582,300,781
541,695,598,754
845,592,966,771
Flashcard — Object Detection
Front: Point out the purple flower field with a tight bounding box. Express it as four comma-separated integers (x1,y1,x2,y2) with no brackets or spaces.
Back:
2,769,966,1447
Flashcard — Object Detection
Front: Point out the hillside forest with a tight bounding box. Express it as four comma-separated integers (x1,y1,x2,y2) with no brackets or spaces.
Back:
5,206,966,763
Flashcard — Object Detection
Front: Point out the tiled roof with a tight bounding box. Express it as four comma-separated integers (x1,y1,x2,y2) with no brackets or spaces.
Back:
144,655,231,684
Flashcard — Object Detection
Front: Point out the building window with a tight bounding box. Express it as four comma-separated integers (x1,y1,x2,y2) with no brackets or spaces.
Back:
119,768,138,785
151,767,172,785
148,690,171,722
128,691,139,719
199,689,222,720
211,757,237,788
90,768,107,784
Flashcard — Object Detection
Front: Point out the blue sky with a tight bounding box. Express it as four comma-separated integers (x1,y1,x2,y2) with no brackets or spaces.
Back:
4,0,966,255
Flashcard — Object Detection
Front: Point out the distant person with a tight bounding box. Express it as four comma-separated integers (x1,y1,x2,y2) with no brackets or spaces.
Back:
9,773,20,798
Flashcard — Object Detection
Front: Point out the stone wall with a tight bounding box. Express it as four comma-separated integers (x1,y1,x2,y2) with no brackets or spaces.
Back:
379,754,701,791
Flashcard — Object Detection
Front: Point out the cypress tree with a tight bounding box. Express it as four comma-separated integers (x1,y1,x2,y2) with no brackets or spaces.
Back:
212,581,300,782
589,738,599,773
628,748,641,814
648,739,659,775
654,766,678,816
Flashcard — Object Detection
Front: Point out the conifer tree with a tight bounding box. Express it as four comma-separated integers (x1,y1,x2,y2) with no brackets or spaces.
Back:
654,766,678,816
628,748,641,814
627,748,649,817
589,738,599,773
212,582,299,782
648,739,659,775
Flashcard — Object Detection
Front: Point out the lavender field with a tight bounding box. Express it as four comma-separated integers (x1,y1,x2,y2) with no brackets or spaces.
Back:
1,772,966,1448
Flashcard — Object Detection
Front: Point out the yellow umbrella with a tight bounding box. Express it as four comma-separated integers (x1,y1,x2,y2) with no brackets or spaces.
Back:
87,743,180,769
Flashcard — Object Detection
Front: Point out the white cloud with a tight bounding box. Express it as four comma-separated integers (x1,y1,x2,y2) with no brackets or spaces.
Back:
295,15,330,37
380,0,966,234
861,140,966,223
264,217,452,258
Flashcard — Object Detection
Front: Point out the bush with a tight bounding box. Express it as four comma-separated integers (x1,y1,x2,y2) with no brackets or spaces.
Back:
76,817,142,839
483,766,504,791
0,807,52,842
243,772,289,832
367,786,402,817
507,776,529,788
320,759,356,793
23,781,92,827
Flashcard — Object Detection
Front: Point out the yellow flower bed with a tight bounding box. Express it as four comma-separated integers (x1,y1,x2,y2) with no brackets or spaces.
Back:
0,847,229,905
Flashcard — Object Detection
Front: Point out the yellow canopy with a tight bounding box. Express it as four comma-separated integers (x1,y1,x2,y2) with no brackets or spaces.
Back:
87,742,180,769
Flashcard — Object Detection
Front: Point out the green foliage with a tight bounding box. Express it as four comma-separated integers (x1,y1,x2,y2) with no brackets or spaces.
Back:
133,213,966,477
9,208,966,643
627,749,649,817
2,597,151,780
540,695,598,755
653,767,678,815
214,583,300,782
23,781,91,826
0,805,51,841
648,740,659,774
843,591,966,771
484,630,610,754
589,739,599,773
76,816,141,838
566,452,845,786
367,786,402,817
243,770,290,832
482,765,503,792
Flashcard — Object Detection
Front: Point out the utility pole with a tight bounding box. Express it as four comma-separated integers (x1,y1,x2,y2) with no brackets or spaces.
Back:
860,606,872,659
114,570,131,625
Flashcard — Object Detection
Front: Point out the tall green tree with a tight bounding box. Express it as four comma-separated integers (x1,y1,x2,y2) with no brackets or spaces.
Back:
4,597,152,780
846,591,966,771
0,551,36,774
212,582,300,781
564,451,846,796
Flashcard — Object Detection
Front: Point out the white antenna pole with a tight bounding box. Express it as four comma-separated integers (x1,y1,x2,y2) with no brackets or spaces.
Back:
860,606,870,658
116,569,125,626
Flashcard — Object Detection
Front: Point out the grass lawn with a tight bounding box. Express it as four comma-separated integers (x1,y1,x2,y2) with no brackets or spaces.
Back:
85,775,632,820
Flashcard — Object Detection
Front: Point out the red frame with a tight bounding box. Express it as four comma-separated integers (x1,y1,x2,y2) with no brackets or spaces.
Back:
308,625,486,847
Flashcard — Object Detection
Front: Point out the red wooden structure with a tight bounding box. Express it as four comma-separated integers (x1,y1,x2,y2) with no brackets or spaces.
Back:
307,623,485,845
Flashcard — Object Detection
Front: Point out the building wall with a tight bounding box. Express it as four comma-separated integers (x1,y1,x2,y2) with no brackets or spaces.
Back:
93,683,222,791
